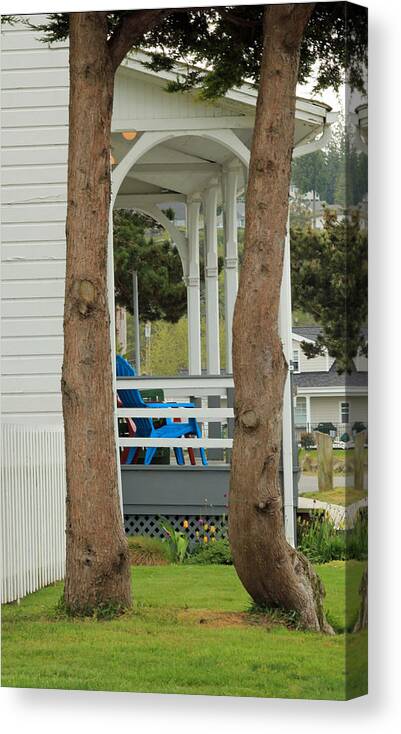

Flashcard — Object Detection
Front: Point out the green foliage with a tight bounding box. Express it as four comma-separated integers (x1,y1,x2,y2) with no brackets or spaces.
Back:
291,211,368,373
113,209,186,323
291,121,368,208
126,535,171,565
160,518,189,563
18,4,368,100
247,601,302,630
55,595,128,621
300,432,315,449
141,4,367,97
297,509,368,564
127,314,227,376
292,150,328,199
186,539,232,565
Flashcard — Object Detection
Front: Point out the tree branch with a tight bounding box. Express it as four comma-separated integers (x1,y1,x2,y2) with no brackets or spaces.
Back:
109,9,170,72
218,8,259,29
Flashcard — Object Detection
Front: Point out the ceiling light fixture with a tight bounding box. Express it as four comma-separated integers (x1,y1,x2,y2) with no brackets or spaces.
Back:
122,131,137,141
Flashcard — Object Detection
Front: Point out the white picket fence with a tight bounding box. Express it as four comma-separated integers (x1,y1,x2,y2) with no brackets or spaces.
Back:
1,424,66,604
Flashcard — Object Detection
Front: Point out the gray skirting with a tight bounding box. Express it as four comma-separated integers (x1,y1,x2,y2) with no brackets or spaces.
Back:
121,464,230,515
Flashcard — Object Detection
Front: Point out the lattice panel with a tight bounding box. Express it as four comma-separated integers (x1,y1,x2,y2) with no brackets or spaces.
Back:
124,514,227,546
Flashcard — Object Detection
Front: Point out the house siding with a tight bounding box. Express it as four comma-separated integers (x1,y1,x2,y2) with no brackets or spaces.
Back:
309,396,368,425
292,338,334,373
1,18,69,423
114,65,240,123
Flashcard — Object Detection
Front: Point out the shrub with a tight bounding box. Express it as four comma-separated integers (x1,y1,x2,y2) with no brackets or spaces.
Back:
127,535,171,566
346,508,368,560
300,432,315,449
297,508,368,564
186,538,233,565
160,517,189,563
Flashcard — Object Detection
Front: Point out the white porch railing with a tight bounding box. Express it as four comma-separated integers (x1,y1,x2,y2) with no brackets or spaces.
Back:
116,375,235,458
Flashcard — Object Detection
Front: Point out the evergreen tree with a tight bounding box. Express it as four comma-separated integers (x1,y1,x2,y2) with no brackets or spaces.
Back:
113,209,187,323
291,210,368,373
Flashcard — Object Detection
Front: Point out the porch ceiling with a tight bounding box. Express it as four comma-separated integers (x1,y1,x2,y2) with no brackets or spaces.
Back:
111,64,333,204
113,135,247,200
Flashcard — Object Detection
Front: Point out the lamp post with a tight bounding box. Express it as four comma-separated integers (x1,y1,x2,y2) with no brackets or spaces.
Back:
132,270,141,374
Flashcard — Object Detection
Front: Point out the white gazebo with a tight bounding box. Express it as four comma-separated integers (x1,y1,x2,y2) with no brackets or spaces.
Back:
110,52,335,378
109,52,337,545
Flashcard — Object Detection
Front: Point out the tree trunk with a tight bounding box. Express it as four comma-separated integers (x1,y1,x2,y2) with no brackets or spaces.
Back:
353,567,368,631
315,430,333,491
229,3,333,633
62,13,131,613
354,429,367,493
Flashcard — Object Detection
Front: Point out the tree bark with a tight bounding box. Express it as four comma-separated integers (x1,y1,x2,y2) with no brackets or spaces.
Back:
229,3,333,633
354,429,367,493
315,431,333,491
353,567,368,632
62,13,131,613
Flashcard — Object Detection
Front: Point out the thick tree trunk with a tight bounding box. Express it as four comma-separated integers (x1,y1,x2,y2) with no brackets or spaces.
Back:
229,3,333,633
62,13,131,613
353,567,368,632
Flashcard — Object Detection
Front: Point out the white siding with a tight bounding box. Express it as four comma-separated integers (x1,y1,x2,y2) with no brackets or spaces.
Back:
1,17,69,422
310,396,368,425
291,338,334,373
353,352,368,372
114,65,238,124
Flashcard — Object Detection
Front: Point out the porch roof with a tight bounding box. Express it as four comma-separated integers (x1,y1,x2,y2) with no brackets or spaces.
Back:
110,50,336,205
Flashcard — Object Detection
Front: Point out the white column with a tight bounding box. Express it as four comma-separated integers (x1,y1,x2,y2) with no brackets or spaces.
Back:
306,395,311,431
279,213,295,547
107,206,123,516
115,305,127,354
186,196,202,375
223,166,239,374
203,182,220,375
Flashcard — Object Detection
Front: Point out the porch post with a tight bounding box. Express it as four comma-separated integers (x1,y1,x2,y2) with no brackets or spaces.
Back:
223,165,239,374
306,395,311,431
279,212,296,547
107,206,123,516
186,195,202,375
203,181,220,375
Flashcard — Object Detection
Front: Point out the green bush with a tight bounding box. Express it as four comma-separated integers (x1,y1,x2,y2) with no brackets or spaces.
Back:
300,432,315,449
127,535,171,565
297,508,368,564
186,538,233,565
160,517,189,563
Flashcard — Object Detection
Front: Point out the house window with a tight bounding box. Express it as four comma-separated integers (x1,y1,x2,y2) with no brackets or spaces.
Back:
340,401,350,423
292,349,300,373
294,397,307,427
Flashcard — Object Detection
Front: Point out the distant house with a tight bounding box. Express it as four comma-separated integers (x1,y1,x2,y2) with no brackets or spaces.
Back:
292,327,368,441
289,187,368,230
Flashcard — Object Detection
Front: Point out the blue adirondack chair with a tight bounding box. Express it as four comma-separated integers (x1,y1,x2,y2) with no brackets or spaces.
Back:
116,355,207,466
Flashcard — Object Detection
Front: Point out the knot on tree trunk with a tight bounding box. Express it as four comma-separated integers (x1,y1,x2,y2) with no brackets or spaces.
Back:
255,495,281,514
255,158,274,174
239,409,260,431
74,279,97,317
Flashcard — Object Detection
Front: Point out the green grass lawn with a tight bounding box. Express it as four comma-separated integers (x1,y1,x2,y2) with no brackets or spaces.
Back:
1,562,367,700
301,487,368,507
